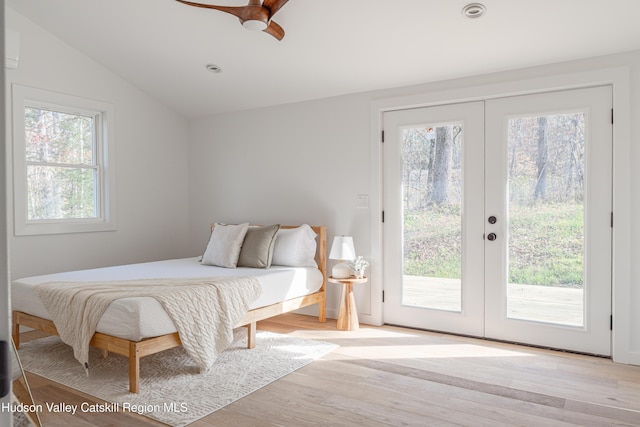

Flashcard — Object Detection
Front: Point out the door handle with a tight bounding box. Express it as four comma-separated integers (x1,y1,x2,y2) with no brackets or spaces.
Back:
487,233,497,241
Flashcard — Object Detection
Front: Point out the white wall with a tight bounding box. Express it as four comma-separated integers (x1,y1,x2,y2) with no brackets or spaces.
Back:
188,50,640,364
5,8,191,280
188,95,373,318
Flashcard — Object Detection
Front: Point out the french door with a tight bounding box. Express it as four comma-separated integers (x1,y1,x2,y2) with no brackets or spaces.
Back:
383,86,612,355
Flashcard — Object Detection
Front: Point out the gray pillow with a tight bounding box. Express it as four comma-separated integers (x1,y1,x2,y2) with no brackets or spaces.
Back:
238,224,281,268
202,223,250,268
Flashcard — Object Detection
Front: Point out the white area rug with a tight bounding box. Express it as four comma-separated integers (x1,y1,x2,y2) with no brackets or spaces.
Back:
18,329,337,426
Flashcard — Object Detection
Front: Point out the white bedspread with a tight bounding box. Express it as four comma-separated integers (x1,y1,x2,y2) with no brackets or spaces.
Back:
12,257,323,341
34,276,261,373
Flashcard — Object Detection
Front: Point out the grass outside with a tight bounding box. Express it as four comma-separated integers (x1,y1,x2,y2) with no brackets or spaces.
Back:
403,203,584,287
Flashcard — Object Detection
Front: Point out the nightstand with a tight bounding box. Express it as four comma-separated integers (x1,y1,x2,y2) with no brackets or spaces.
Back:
328,276,368,331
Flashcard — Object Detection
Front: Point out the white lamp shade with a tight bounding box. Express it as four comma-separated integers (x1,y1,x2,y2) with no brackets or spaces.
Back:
329,236,356,261
330,236,356,279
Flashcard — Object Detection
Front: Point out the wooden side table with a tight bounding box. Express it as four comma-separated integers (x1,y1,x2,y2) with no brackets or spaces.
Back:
328,276,368,331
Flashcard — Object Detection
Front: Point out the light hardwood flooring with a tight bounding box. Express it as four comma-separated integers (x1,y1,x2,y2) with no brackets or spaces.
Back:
22,313,640,426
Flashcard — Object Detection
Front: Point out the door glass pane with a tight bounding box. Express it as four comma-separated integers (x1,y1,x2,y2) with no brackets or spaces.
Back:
402,123,462,312
507,113,585,326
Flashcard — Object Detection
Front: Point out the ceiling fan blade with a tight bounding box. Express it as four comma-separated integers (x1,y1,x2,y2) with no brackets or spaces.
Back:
263,20,285,40
175,0,247,20
262,0,289,18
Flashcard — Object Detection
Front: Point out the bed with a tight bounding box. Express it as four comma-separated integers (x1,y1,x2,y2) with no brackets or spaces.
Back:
11,224,327,393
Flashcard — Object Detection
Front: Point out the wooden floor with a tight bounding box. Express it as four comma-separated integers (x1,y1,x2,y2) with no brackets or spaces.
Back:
23,313,640,426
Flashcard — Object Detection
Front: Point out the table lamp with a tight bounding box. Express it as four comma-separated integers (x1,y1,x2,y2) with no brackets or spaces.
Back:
329,236,356,279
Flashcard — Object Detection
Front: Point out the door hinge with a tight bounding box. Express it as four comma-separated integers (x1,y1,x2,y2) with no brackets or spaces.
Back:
382,210,385,223
382,290,385,303
611,108,614,124
611,212,614,228
381,130,385,143
610,315,613,331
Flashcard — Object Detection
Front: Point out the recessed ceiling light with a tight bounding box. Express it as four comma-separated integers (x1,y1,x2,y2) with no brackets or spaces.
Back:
205,64,222,73
462,3,486,19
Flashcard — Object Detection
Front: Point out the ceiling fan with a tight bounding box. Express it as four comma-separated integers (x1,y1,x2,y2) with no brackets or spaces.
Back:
175,0,290,40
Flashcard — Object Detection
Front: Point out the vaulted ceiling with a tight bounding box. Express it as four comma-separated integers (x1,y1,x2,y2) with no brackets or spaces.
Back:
7,0,640,118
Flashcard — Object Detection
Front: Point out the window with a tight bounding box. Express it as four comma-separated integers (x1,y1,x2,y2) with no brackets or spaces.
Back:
12,85,116,235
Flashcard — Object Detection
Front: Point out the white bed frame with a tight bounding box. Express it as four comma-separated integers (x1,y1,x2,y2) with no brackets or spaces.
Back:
12,225,327,393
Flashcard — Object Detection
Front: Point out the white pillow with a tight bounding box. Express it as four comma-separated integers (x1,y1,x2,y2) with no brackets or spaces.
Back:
271,224,317,267
201,223,250,268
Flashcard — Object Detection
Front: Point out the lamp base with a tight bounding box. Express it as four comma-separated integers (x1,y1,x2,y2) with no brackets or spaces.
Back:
332,262,351,279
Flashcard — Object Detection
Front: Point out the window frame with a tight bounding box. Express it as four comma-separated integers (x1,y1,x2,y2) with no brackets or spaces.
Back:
12,85,116,235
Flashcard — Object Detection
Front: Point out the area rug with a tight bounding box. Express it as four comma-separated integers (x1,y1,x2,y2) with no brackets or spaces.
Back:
18,329,337,426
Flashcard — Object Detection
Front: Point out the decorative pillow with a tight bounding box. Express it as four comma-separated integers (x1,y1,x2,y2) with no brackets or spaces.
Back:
271,224,317,267
201,223,250,268
237,224,281,268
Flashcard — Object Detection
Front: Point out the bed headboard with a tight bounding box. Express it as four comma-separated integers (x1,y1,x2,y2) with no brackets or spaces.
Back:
280,225,327,290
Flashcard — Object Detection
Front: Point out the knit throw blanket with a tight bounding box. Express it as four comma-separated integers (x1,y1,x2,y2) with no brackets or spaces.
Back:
34,276,262,374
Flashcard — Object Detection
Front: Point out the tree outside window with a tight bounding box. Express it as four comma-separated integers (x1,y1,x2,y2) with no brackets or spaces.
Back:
25,107,99,221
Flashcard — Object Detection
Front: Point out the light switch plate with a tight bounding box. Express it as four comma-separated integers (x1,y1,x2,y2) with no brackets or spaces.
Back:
356,194,369,208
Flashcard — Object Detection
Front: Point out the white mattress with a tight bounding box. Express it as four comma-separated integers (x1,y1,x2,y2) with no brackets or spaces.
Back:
12,257,323,341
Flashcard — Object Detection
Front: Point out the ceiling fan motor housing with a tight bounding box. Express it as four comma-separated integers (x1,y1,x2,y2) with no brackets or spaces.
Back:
240,6,269,31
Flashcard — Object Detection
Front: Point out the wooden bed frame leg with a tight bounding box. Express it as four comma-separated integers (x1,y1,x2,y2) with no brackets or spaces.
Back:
12,311,20,349
246,321,256,349
129,342,140,394
318,298,327,323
